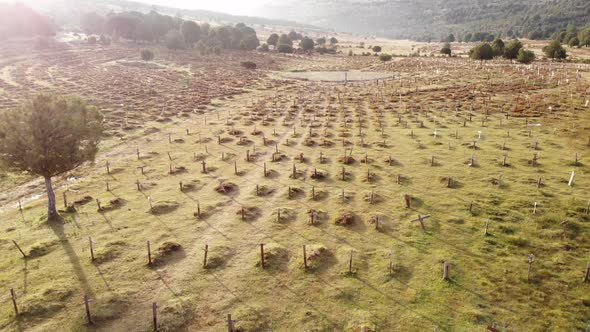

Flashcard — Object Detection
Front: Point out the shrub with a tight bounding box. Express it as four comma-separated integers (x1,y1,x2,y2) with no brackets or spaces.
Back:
470,43,494,61
277,44,293,53
372,45,382,52
516,49,535,64
258,43,269,52
165,30,186,50
544,40,567,59
140,49,154,61
440,43,451,56
379,53,392,61
491,38,505,57
240,61,256,69
300,37,314,51
503,39,523,59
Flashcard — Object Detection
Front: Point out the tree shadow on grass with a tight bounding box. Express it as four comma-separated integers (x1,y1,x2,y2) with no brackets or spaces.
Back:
49,216,94,297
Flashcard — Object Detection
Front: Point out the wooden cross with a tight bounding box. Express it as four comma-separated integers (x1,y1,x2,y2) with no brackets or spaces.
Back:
410,214,431,232
83,295,93,324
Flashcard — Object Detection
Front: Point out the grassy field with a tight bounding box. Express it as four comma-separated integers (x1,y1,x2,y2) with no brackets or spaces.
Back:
0,38,590,332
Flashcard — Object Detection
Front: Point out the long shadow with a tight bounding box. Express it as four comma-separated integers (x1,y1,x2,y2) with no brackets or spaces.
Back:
49,217,94,297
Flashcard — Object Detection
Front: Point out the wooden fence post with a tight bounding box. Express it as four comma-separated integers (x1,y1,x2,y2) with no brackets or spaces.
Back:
203,244,208,268
303,245,308,270
260,244,265,269
443,261,450,280
147,241,152,265
10,288,18,316
89,237,95,261
12,240,26,258
83,295,93,324
152,302,158,331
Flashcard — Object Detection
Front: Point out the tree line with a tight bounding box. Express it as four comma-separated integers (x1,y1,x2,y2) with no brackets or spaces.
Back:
262,31,338,54
0,3,56,40
81,11,259,51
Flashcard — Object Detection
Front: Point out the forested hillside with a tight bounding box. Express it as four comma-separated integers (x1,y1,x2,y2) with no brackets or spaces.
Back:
260,0,590,40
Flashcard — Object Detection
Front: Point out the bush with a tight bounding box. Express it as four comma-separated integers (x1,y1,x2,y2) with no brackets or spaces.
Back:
491,38,505,57
568,37,580,47
277,44,293,53
300,37,315,51
165,30,186,50
140,49,154,61
440,43,451,56
516,49,535,64
372,45,382,52
240,61,256,69
379,53,392,61
543,40,567,59
503,40,523,59
470,43,494,60
258,43,269,52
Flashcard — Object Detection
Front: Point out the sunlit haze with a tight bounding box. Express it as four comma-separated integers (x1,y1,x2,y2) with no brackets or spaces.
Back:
131,0,269,15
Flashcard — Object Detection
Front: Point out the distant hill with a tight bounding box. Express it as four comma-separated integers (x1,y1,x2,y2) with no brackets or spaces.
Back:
258,0,590,40
22,0,320,31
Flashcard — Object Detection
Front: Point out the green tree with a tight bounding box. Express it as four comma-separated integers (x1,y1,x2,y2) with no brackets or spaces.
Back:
470,43,494,61
491,38,505,57
329,37,338,44
445,33,455,43
258,43,269,51
516,49,535,64
440,42,451,56
165,30,186,50
140,49,154,61
81,12,105,35
372,45,382,52
267,33,279,47
379,54,392,61
568,36,580,47
181,20,201,44
0,94,103,219
503,39,523,59
316,37,326,45
278,33,292,47
543,40,567,59
288,31,300,41
277,44,293,53
300,36,314,51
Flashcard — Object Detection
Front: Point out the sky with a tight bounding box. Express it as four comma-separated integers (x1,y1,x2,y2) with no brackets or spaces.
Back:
137,0,270,16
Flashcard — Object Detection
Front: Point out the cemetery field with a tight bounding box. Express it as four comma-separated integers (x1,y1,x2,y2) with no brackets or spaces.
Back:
0,42,590,331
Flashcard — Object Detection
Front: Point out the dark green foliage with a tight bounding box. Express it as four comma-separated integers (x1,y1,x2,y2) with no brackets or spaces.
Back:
440,42,451,56
470,43,494,60
372,45,382,52
240,61,257,69
329,37,338,44
277,44,293,53
516,49,535,64
267,33,279,46
81,12,106,35
491,38,505,57
258,43,269,52
379,54,392,61
0,94,103,218
140,49,154,61
445,33,455,43
278,34,292,47
181,20,201,44
300,37,315,50
165,30,186,50
543,40,567,59
503,40,523,59
316,37,326,45
568,36,580,47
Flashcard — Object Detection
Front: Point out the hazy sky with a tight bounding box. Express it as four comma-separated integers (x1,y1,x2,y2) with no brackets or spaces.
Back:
138,0,269,16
